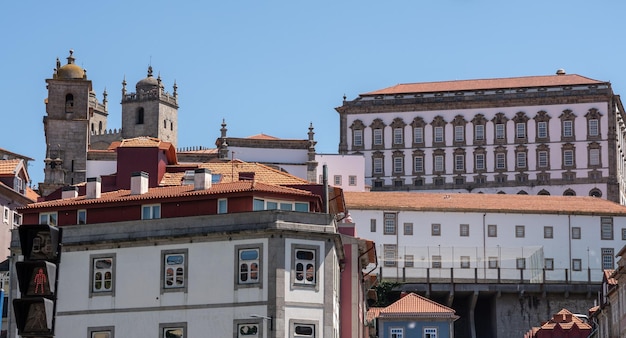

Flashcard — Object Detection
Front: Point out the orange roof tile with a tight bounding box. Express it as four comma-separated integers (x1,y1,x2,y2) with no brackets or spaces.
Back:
20,180,316,210
367,307,384,322
538,308,592,331
245,133,280,140
0,159,21,176
344,191,626,216
109,137,172,149
379,293,457,319
363,74,604,96
162,161,311,186
605,269,618,285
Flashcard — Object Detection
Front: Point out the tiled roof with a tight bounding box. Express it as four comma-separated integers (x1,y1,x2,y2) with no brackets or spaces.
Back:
161,161,311,186
605,269,617,285
109,137,172,149
379,293,457,319
367,307,383,322
19,180,315,210
537,308,591,331
0,159,21,176
245,133,280,140
344,192,626,216
363,74,604,96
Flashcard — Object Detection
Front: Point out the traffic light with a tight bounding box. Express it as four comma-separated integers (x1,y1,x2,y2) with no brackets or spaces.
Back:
13,224,61,337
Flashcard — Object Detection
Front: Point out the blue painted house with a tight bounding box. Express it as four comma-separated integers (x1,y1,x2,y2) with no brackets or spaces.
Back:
369,293,459,338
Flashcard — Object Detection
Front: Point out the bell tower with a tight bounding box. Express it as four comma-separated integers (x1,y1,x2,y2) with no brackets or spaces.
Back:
39,50,109,197
121,66,179,146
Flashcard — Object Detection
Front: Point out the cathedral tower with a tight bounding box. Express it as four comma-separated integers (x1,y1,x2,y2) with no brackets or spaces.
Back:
121,66,179,146
40,50,108,196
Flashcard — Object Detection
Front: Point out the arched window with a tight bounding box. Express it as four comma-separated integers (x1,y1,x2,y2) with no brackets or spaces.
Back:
538,189,550,196
563,189,576,196
589,189,602,198
517,190,528,195
98,121,103,134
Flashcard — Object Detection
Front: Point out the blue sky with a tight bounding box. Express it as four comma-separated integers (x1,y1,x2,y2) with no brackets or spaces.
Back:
2,1,625,187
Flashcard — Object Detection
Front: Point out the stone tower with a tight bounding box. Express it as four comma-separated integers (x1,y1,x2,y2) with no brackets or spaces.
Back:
121,66,178,146
40,50,109,197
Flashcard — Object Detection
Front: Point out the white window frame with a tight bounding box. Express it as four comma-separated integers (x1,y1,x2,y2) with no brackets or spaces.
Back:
393,127,403,145
237,245,262,286
572,258,582,271
424,327,438,338
590,148,600,166
293,323,315,337
454,125,464,142
384,213,397,235
414,156,424,173
475,124,484,141
545,258,554,270
39,212,58,226
2,207,8,224
434,155,444,172
91,255,115,295
495,123,505,140
162,250,187,291
460,256,470,269
516,123,526,139
294,247,317,286
538,151,548,168
460,224,469,237
393,157,403,173
537,121,548,138
373,129,383,146
544,226,553,239
517,152,526,169
218,198,228,214
348,175,357,186
159,323,187,338
414,127,424,143
563,150,574,166
488,224,497,237
334,175,342,186
455,155,464,171
142,204,161,220
353,129,363,146
496,153,506,169
434,126,444,143
384,244,397,267
475,153,485,170
589,119,599,136
77,209,87,224
572,226,581,239
373,158,383,174
391,327,404,338
563,120,573,137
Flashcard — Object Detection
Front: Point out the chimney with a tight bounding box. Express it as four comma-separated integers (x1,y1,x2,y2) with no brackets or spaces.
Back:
194,168,212,190
86,177,101,199
131,171,149,195
61,186,78,199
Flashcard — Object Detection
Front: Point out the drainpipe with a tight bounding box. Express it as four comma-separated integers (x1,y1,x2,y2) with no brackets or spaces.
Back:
323,164,329,214
483,213,487,279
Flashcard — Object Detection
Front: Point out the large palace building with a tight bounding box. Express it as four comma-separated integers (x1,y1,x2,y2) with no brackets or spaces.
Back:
336,70,626,203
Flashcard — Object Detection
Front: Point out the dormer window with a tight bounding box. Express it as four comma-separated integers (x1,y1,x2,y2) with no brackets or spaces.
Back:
14,177,23,194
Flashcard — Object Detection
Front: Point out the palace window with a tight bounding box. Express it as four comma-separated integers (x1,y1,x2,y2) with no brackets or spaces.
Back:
474,124,485,141
413,126,424,144
373,129,383,146
414,156,424,173
434,126,444,143
353,129,363,147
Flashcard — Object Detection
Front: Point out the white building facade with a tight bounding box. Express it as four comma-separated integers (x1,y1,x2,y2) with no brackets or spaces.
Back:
344,191,626,284
336,72,626,204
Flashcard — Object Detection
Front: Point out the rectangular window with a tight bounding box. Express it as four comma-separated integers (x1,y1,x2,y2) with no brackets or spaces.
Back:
488,257,498,269
424,327,438,338
455,155,464,171
590,148,600,166
602,248,614,269
434,155,444,172
237,323,260,337
373,129,383,145
475,125,484,141
2,207,8,224
460,256,470,268
217,198,228,214
253,198,265,211
517,152,526,169
459,224,469,237
545,258,554,270
563,120,573,137
77,209,87,224
516,258,526,269
431,256,442,269
89,327,114,338
622,228,626,240
589,119,599,136
496,153,506,169
488,224,497,237
544,226,553,239
293,323,315,337
404,222,413,236
475,153,485,170
538,151,548,168
39,212,58,226
13,212,21,226
495,123,505,140
383,244,397,267
349,175,357,186
414,156,424,173
384,213,397,235
334,175,342,186
404,255,414,268
373,158,383,174
353,129,363,146
601,217,613,240
91,255,114,295
160,323,187,338
237,246,261,285
393,128,403,145
162,250,187,291
563,150,574,166
294,202,308,212
516,123,526,139
414,127,424,143
431,224,441,236
515,225,525,238
142,204,161,220
391,327,404,338
434,126,444,143
294,247,317,285
537,121,547,138
393,157,403,173
454,126,464,142
572,259,582,271
370,219,376,232
572,226,581,239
